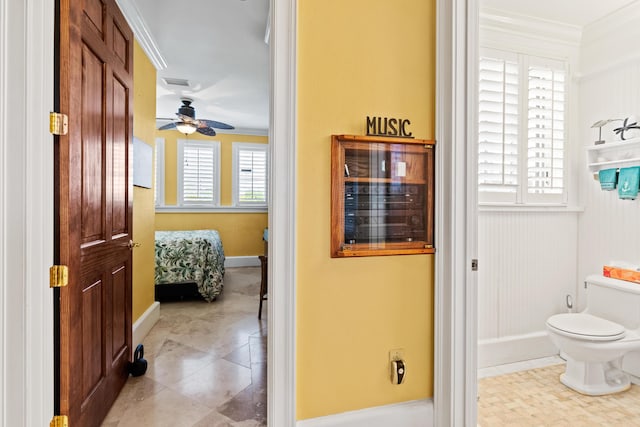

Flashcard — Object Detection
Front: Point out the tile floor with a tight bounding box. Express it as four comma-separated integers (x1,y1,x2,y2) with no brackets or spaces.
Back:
478,357,640,426
104,267,640,426
102,267,267,427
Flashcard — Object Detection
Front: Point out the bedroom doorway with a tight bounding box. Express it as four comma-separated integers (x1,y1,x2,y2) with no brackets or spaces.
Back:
1,0,294,424
102,0,273,424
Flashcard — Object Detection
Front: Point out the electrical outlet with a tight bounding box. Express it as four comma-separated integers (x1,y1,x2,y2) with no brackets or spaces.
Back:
389,349,406,385
389,348,404,362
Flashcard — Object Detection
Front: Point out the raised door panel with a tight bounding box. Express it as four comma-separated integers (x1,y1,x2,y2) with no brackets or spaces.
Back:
83,0,104,37
111,77,128,236
81,45,106,245
81,276,104,400
112,23,129,70
111,264,127,359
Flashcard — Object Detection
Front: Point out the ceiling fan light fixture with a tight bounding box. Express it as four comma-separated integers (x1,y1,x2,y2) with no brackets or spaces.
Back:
176,122,197,135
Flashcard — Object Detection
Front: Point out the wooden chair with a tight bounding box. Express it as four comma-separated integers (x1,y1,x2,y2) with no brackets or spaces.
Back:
258,255,268,319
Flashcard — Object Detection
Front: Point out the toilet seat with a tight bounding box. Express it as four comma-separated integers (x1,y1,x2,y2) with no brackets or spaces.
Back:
546,313,626,341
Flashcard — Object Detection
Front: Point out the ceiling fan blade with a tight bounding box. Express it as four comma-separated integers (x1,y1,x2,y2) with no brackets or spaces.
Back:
196,127,217,137
200,119,234,130
158,122,177,131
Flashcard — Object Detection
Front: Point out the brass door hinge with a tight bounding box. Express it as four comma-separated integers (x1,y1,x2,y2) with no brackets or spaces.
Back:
49,265,69,288
50,415,69,427
49,112,68,135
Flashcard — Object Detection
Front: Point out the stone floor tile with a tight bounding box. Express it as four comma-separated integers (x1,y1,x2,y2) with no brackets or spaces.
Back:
102,267,266,427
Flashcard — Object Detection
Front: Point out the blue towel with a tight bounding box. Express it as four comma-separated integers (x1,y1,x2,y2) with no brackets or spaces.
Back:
618,167,640,200
598,168,618,190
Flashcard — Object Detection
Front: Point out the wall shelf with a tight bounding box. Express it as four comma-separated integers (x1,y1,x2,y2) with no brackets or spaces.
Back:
587,137,640,173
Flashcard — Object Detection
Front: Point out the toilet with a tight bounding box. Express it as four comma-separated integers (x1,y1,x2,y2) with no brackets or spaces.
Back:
546,274,640,396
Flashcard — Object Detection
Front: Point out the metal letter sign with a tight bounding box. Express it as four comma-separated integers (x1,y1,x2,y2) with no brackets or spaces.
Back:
366,116,413,138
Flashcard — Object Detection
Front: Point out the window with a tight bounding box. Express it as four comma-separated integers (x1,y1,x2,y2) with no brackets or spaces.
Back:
178,139,220,206
478,48,566,204
232,142,268,206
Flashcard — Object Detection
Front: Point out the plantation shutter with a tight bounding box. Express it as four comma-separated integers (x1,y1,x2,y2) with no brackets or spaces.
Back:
179,140,220,205
478,52,519,201
234,143,267,206
478,49,566,204
527,61,565,196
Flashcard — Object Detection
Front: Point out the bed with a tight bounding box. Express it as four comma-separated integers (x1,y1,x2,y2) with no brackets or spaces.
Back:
154,230,225,302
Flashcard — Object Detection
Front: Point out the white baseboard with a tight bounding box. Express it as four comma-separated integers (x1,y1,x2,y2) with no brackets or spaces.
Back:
225,256,261,268
478,331,557,368
296,399,433,427
132,301,160,351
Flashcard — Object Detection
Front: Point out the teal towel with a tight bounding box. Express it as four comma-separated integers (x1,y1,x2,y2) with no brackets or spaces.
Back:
618,167,640,200
598,168,618,190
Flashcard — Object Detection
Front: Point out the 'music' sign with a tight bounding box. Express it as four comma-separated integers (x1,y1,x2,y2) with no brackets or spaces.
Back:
366,116,413,138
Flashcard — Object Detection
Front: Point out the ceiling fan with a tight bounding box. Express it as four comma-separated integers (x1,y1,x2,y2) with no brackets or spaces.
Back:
157,98,234,136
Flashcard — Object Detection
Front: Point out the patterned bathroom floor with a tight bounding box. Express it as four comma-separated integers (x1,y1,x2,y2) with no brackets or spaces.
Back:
478,363,640,426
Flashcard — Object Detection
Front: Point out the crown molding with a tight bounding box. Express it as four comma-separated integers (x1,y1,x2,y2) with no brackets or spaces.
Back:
582,1,640,45
579,1,640,80
480,7,582,47
116,0,167,70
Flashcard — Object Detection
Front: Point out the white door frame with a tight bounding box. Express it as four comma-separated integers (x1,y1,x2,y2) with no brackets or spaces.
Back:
2,0,476,425
434,0,477,425
268,0,298,425
1,0,55,425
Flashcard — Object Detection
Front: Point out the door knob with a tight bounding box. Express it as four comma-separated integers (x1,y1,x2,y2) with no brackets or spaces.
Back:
127,240,141,250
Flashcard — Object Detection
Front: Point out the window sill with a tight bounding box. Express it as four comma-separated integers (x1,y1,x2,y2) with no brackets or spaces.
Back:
155,205,268,214
478,204,584,213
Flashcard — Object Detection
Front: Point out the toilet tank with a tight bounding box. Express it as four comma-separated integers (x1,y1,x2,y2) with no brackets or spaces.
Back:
585,274,640,330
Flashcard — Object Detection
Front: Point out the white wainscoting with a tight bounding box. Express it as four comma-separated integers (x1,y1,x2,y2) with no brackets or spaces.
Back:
577,60,640,310
576,8,640,311
296,399,433,427
478,210,578,368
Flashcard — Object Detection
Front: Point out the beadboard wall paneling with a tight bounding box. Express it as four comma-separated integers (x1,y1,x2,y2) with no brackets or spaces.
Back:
577,60,640,310
477,11,583,368
478,211,578,366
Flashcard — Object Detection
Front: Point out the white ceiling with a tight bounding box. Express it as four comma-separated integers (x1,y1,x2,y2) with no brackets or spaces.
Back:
131,0,638,135
482,0,639,27
133,0,270,133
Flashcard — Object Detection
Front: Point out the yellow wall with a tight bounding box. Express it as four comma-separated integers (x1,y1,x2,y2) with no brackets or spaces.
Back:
132,41,157,321
296,0,436,419
155,131,268,256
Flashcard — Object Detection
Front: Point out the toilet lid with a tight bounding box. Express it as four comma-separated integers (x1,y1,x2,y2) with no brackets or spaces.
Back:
547,313,626,341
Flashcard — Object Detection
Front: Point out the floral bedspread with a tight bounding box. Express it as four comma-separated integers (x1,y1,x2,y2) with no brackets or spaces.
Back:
154,230,225,302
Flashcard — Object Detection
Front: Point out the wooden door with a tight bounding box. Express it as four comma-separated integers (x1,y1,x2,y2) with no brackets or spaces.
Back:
55,0,133,425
